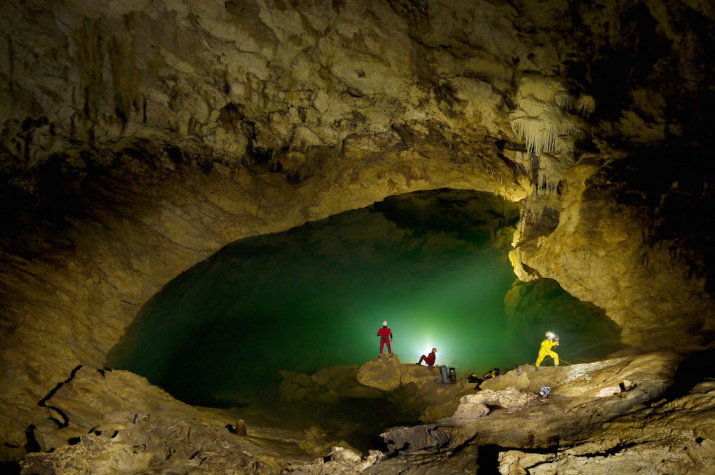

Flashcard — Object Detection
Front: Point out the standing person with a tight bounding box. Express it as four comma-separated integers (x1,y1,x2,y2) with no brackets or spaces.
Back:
535,331,560,368
377,321,393,356
417,348,437,369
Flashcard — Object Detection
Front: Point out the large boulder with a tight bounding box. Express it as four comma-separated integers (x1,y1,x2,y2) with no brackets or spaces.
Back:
449,388,539,424
279,365,383,404
355,355,405,392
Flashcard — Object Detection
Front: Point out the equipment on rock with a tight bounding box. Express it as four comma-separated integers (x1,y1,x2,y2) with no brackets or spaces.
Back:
539,385,551,397
468,368,502,384
448,367,457,384
439,365,449,385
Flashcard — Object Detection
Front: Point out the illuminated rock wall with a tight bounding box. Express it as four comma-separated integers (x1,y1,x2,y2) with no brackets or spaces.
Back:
0,0,713,462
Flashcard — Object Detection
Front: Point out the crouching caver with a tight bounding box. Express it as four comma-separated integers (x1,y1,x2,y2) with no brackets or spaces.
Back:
417,348,437,369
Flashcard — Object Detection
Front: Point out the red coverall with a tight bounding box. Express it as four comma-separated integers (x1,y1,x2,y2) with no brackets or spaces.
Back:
419,352,436,367
377,327,393,354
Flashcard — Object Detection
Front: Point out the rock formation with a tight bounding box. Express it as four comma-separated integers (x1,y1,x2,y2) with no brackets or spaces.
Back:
19,366,314,474
284,352,714,474
0,0,713,471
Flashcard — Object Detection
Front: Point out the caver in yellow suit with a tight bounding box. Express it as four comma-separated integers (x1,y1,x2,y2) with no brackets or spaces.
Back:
535,332,559,366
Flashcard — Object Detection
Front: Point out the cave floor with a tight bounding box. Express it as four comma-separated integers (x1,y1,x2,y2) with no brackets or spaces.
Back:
18,351,715,474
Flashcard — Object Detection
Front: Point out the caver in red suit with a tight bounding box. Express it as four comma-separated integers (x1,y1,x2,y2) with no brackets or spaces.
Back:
377,321,393,355
418,348,437,368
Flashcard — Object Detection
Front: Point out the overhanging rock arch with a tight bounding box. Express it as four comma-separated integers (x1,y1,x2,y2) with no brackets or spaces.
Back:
1,0,713,462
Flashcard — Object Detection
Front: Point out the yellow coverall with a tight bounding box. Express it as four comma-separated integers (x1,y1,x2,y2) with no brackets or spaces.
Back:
535,339,559,366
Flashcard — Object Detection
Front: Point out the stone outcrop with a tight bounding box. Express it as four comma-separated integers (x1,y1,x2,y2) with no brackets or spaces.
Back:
364,351,713,474
449,387,539,423
356,355,406,392
0,0,713,468
279,365,383,404
355,355,478,422
510,158,715,349
19,366,314,474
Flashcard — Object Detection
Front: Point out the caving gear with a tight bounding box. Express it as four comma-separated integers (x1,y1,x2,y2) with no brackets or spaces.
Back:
448,367,457,384
439,365,449,385
468,367,501,384
485,368,501,379
536,336,560,367
383,321,388,326
539,385,551,397
377,324,393,355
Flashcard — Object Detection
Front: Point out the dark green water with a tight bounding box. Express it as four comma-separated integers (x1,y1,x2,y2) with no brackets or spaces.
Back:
108,189,620,446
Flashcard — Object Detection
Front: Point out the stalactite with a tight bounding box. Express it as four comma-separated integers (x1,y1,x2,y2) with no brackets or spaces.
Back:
575,94,596,116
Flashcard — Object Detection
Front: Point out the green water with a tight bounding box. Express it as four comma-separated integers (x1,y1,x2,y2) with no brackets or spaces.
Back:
108,190,620,444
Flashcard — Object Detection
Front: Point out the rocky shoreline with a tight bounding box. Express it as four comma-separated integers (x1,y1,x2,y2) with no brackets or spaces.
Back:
17,351,714,474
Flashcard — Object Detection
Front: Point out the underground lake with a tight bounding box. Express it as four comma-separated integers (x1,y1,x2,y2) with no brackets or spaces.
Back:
107,189,622,450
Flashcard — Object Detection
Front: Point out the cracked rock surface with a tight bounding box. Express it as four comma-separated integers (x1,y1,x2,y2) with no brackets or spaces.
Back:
0,0,714,468
21,366,313,474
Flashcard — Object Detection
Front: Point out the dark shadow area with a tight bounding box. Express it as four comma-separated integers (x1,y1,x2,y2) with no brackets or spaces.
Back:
657,350,715,403
476,444,501,473
0,462,21,475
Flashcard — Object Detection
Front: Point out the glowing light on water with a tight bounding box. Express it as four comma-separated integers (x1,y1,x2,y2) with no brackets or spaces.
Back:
108,190,621,409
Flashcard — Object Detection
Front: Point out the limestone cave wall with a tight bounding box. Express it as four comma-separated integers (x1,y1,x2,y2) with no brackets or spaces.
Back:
0,0,713,461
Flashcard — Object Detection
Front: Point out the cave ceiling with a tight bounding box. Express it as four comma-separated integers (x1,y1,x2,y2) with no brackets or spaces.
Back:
0,0,714,461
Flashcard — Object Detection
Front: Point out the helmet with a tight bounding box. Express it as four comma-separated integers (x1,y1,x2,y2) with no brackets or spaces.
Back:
383,321,388,326
545,331,555,339
432,348,437,352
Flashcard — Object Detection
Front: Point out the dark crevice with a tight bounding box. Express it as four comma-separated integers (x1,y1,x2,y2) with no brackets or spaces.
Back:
24,425,41,454
38,365,83,407
581,441,640,458
657,350,715,402
0,462,21,475
37,364,83,429
476,444,502,473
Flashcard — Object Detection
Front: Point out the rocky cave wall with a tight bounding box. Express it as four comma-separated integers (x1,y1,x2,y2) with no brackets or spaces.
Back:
0,0,713,462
